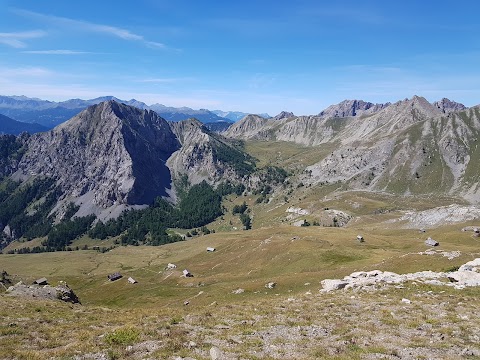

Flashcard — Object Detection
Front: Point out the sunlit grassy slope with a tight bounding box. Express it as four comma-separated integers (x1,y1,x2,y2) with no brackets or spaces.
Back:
2,218,479,309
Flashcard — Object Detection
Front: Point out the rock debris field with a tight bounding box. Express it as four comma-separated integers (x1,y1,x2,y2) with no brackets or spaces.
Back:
321,258,480,292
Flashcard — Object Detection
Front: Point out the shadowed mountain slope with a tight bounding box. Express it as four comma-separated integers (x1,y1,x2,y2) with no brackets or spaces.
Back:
14,101,179,216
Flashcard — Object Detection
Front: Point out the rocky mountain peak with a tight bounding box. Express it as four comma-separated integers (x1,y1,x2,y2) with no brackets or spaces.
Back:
272,111,295,120
318,99,390,118
7,101,255,220
395,95,442,117
433,98,467,114
223,114,269,138
169,117,209,145
16,101,180,218
179,117,204,127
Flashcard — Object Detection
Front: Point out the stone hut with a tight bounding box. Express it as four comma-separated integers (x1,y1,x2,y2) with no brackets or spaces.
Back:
108,272,122,281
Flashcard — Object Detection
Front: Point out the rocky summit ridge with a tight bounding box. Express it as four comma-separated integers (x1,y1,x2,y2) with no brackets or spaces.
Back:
224,96,452,144
13,101,179,218
317,99,390,118
224,95,480,203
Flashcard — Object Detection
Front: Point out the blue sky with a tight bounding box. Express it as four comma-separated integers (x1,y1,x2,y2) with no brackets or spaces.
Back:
0,0,479,115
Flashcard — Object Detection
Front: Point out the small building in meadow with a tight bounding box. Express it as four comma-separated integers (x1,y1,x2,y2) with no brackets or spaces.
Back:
356,235,364,242
206,247,216,252
108,273,122,281
127,277,137,284
182,269,193,277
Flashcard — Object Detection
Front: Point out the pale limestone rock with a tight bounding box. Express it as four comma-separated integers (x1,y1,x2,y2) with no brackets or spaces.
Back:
210,346,223,360
320,258,480,291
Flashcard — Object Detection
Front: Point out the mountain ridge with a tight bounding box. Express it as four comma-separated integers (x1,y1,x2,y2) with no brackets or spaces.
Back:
224,96,466,145
0,114,48,135
223,95,480,203
4,100,259,221
13,101,180,219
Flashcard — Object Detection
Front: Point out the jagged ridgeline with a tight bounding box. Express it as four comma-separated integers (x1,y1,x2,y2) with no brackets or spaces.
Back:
225,96,480,202
0,101,286,253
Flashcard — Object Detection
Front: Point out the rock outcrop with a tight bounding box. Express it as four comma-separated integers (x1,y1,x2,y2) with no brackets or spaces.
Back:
7,281,81,303
317,99,390,118
320,258,480,292
433,98,466,114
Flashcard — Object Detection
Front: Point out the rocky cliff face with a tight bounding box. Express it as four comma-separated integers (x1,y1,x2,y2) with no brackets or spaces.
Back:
433,98,466,114
14,101,180,217
302,100,480,202
168,118,216,187
168,119,254,190
318,99,390,118
0,133,29,179
7,101,255,218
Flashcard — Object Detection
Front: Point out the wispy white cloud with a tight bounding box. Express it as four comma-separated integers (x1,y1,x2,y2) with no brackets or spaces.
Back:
0,30,46,48
335,64,404,74
248,59,268,65
22,49,91,55
248,73,277,89
13,8,167,49
135,77,196,84
0,66,53,77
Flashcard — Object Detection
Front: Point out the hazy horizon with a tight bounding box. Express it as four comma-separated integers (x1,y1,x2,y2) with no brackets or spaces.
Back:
1,0,479,115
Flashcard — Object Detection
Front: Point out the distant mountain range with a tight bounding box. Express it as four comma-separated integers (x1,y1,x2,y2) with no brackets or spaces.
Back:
0,95,263,131
0,113,48,135
212,109,270,122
